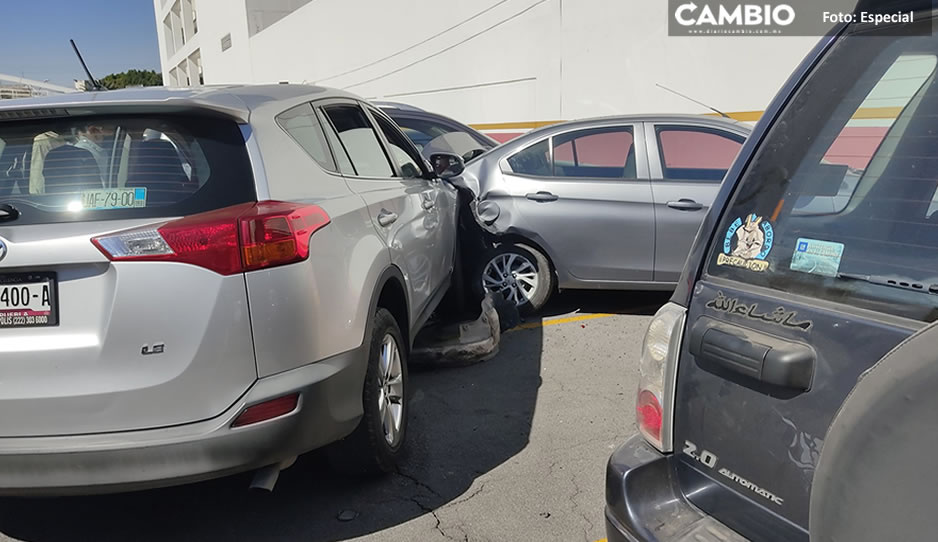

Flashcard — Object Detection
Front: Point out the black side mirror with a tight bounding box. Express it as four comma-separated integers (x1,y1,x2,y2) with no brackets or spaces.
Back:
429,152,465,179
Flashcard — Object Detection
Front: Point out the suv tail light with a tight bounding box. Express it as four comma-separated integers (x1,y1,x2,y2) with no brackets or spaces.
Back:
636,302,686,452
91,201,330,275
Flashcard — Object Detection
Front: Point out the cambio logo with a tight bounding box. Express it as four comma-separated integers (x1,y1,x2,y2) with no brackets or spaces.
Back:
675,2,796,26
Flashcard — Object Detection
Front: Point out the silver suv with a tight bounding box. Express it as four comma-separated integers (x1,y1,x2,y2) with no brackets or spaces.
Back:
0,85,458,494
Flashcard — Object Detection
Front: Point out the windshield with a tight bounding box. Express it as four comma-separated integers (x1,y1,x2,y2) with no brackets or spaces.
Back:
707,17,938,322
389,115,493,159
0,114,255,226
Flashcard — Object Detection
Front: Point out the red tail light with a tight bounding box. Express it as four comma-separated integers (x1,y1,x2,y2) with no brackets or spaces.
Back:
91,201,330,275
231,393,300,427
637,389,663,443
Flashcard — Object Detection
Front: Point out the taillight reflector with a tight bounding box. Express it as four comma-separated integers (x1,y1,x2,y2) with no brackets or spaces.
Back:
240,202,330,271
231,393,300,427
91,201,330,275
637,389,663,443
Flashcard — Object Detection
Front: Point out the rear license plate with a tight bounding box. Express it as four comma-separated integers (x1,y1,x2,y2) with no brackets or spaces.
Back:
0,273,58,328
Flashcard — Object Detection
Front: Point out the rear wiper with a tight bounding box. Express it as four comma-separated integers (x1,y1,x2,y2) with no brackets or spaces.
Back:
0,204,19,223
838,272,938,295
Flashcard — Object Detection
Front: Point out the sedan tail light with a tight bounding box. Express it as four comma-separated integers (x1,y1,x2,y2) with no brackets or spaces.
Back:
92,201,330,275
636,302,686,452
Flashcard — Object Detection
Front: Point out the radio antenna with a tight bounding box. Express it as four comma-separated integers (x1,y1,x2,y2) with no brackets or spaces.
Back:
70,39,104,91
656,83,729,118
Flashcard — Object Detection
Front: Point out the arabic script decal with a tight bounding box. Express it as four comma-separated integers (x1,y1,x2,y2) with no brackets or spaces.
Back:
706,291,812,331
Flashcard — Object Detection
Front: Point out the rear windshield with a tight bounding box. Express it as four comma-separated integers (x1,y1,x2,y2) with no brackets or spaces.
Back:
707,16,938,322
0,114,255,225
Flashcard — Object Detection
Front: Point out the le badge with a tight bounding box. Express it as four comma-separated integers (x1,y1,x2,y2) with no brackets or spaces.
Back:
717,213,774,272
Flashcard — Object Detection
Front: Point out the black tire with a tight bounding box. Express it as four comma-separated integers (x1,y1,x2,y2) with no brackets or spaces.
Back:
328,308,409,476
478,243,554,314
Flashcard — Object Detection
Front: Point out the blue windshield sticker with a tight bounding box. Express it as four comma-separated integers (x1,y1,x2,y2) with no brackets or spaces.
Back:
80,188,147,210
790,238,844,277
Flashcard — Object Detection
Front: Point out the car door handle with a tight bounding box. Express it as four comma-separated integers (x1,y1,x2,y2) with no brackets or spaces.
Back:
667,199,704,211
377,210,399,227
689,317,815,391
526,191,558,202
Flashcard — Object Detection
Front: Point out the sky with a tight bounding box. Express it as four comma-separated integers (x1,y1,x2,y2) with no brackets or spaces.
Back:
0,1,161,88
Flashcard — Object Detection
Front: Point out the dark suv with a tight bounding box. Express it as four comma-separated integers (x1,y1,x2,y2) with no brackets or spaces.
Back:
606,3,938,541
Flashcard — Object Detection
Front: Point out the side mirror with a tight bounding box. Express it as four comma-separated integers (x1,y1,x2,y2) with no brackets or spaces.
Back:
429,152,465,179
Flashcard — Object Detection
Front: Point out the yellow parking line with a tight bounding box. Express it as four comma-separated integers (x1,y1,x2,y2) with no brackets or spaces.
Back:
508,312,614,332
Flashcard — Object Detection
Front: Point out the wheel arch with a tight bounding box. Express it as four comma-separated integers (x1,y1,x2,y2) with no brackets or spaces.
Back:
368,265,412,351
492,232,563,288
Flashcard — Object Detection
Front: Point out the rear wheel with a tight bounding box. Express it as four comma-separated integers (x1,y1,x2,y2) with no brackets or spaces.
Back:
480,243,553,313
329,308,408,475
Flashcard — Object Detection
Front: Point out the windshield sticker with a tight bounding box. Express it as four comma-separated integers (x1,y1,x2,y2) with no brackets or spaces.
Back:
80,188,147,210
717,214,774,272
790,238,844,278
706,291,813,331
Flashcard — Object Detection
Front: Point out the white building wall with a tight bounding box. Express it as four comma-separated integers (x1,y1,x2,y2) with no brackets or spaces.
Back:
155,0,828,125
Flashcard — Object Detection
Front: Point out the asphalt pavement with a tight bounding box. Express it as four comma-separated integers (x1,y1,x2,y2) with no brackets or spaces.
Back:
0,290,669,542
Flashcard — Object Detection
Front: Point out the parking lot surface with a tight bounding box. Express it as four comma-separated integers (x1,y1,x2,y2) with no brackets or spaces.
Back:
0,291,668,542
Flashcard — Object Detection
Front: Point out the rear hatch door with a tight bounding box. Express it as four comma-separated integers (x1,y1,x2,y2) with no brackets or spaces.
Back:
675,17,938,541
0,112,258,436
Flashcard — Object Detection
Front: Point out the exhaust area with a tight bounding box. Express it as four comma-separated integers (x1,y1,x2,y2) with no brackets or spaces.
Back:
249,456,296,492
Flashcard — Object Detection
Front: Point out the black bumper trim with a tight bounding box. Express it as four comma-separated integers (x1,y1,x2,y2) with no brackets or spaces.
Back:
604,435,748,542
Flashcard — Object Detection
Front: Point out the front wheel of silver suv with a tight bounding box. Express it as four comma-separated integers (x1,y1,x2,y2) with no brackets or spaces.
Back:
329,308,409,475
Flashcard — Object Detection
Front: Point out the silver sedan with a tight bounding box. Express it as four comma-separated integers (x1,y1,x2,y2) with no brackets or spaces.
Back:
456,115,751,311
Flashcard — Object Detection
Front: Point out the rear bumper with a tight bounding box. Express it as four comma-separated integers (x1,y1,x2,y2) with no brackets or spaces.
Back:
0,348,365,496
605,435,748,542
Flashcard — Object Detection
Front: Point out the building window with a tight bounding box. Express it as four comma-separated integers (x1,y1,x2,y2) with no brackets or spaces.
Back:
162,14,175,57
187,50,203,86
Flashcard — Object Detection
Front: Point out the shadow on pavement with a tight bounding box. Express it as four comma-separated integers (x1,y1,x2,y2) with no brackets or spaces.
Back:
0,289,660,542
0,319,545,542
534,289,671,319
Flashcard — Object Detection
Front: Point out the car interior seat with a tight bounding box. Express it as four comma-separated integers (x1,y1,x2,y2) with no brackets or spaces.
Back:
42,145,101,194
624,146,637,178
126,139,192,204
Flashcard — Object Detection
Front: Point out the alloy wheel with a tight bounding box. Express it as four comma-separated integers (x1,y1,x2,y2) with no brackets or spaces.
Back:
377,333,404,447
482,252,540,307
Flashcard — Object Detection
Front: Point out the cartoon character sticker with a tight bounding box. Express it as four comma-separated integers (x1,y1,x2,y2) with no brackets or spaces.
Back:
717,213,774,272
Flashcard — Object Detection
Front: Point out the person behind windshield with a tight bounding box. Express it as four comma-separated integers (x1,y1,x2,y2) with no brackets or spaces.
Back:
73,123,111,185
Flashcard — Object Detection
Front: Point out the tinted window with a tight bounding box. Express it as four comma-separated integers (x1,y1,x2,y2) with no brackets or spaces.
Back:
321,104,394,178
707,24,938,322
657,126,743,181
391,116,455,150
372,112,422,179
0,115,254,226
552,127,635,178
316,107,355,175
507,139,551,176
276,102,336,172
389,114,494,153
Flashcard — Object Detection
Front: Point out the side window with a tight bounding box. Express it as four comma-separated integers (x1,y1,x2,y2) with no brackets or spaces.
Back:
276,103,336,172
506,139,551,176
321,104,394,178
315,107,355,175
552,127,635,179
371,111,423,179
656,126,743,182
388,115,447,150
707,38,938,322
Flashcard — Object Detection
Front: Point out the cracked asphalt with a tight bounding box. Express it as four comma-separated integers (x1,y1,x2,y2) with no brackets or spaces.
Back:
0,290,668,542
